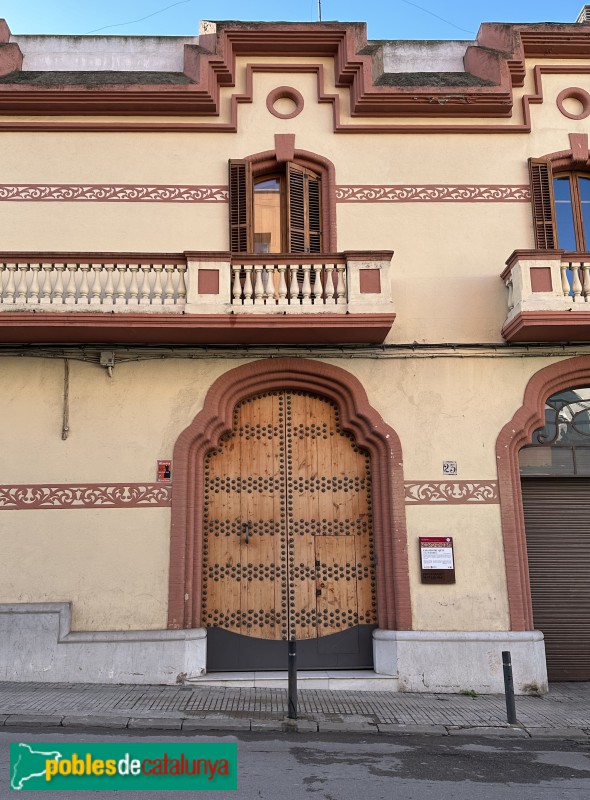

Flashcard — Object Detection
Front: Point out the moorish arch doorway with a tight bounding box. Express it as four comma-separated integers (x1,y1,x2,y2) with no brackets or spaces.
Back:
167,358,411,672
496,356,590,683
203,389,376,670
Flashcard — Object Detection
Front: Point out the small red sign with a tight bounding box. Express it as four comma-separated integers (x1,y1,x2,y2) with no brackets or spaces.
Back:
157,460,172,482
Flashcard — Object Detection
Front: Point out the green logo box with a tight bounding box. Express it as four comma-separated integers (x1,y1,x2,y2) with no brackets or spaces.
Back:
10,742,237,791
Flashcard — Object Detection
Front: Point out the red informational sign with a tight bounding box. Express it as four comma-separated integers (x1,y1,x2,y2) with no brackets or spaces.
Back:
157,460,172,482
419,536,455,584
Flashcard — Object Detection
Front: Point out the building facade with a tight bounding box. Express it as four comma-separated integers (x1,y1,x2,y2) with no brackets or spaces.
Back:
0,12,589,692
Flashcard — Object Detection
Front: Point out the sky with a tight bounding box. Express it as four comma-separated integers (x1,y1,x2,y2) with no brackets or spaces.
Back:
1,0,587,39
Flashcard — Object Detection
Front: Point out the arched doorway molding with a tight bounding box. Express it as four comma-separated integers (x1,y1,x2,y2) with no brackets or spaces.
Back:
167,357,411,632
496,355,590,631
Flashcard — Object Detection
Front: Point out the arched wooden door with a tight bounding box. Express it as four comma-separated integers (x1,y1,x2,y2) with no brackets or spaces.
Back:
202,390,377,670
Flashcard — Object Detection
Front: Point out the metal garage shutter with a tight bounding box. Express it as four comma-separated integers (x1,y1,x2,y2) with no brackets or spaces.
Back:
521,478,590,681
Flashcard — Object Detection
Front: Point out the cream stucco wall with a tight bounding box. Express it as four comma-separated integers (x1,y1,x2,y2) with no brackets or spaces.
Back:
0,352,574,632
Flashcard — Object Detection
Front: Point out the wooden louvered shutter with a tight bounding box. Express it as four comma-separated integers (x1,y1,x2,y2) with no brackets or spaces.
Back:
529,158,557,249
229,160,252,252
287,163,322,253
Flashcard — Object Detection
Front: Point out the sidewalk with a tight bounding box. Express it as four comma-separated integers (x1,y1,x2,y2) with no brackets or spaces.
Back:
0,681,588,738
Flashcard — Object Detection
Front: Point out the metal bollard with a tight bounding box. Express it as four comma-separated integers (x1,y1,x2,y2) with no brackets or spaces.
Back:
288,638,297,720
502,650,517,724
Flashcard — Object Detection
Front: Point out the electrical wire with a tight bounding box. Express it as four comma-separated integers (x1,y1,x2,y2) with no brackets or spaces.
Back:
86,0,194,34
397,0,476,35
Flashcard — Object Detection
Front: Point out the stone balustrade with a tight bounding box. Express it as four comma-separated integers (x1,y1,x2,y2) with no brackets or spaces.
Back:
0,258,187,311
230,257,347,310
501,250,590,342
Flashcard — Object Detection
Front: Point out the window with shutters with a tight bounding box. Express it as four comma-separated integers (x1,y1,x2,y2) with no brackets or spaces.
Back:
229,160,323,254
529,158,590,251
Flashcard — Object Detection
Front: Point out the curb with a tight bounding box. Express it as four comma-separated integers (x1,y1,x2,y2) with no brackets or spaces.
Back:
2,713,590,739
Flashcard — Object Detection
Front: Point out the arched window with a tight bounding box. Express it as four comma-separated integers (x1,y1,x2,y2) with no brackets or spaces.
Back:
529,151,590,251
229,156,326,254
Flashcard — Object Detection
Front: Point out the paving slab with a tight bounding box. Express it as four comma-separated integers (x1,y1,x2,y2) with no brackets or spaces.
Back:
5,715,64,727
377,724,448,736
61,716,130,729
182,717,251,732
447,726,529,738
527,727,589,740
128,718,183,731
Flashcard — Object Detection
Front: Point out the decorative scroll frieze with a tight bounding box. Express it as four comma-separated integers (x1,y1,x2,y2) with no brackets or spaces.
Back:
336,185,530,202
0,483,172,509
0,184,531,204
0,185,228,202
404,481,499,504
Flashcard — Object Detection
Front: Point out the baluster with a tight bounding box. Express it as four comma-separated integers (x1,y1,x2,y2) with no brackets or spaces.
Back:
128,265,140,305
151,264,164,305
16,263,29,303
243,265,254,304
0,263,5,303
264,263,275,303
301,264,312,305
336,264,347,305
39,263,53,304
103,264,115,305
561,263,571,297
115,263,127,305
324,263,336,304
312,263,323,304
4,263,17,304
506,279,514,311
277,265,287,305
28,263,41,305
64,263,77,305
53,264,65,304
163,264,175,305
583,263,590,301
89,264,102,306
139,264,152,305
232,264,243,303
177,265,187,304
78,264,90,305
289,265,299,305
254,264,264,304
572,263,583,300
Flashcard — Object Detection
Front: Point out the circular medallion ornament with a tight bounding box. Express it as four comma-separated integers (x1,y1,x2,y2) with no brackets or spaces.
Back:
556,87,590,120
266,86,304,119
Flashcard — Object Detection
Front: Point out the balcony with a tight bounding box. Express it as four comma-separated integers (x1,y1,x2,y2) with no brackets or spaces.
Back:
502,250,590,342
0,251,395,345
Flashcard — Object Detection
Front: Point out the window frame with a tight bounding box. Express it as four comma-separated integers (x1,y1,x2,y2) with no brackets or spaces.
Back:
529,156,590,252
229,151,333,254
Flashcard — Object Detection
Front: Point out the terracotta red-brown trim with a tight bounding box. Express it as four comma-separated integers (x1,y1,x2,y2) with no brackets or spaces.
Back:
245,146,337,251
266,86,304,119
0,183,531,203
0,483,171,509
0,311,395,345
0,185,227,202
404,481,499,504
167,357,411,632
337,185,530,202
502,310,590,343
556,86,590,120
0,17,589,132
496,355,590,631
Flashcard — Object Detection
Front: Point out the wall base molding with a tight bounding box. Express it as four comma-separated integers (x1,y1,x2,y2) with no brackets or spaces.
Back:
0,603,206,684
373,629,548,694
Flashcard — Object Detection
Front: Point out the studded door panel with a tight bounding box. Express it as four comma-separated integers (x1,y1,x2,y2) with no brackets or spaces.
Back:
202,390,377,641
287,392,377,639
